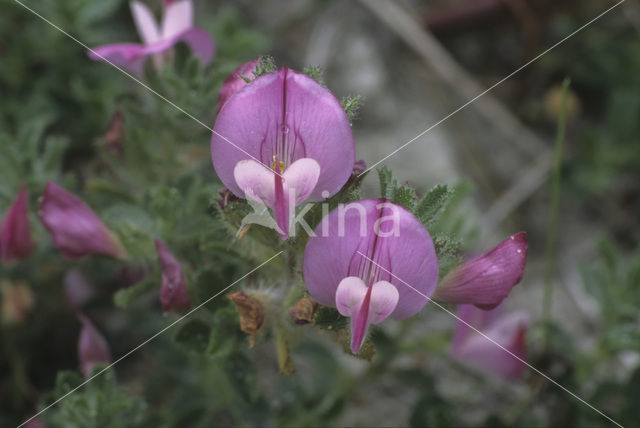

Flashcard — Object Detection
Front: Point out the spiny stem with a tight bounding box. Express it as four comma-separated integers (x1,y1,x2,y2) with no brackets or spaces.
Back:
543,77,571,346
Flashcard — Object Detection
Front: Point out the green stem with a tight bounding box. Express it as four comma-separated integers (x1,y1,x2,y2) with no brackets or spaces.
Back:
543,77,571,345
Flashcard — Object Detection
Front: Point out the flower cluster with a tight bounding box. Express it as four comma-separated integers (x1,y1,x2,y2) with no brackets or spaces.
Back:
211,57,530,376
0,0,532,383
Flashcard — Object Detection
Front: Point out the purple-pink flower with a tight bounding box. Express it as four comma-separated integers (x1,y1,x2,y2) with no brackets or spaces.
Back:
0,186,34,263
211,67,355,239
89,0,215,74
217,57,261,112
303,199,439,353
154,239,192,314
451,304,529,380
433,232,527,309
77,314,112,378
39,182,126,260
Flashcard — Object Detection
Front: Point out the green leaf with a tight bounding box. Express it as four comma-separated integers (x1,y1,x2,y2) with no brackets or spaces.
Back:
208,305,242,358
175,319,211,354
391,184,418,212
303,66,324,86
341,95,362,123
113,276,157,309
377,166,394,200
415,184,454,227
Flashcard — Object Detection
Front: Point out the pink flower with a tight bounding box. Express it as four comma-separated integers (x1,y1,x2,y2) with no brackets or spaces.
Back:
217,57,261,112
154,239,192,314
77,314,112,378
433,232,527,309
303,199,439,353
0,186,34,263
89,0,215,74
39,182,126,260
211,67,355,239
451,304,529,380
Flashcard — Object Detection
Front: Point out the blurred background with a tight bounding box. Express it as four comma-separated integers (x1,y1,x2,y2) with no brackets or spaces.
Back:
1,0,639,426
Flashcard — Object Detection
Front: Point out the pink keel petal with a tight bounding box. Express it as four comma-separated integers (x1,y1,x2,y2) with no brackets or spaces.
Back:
130,1,161,45
433,232,528,309
162,0,193,39
336,278,400,353
369,281,399,324
233,159,275,206
283,158,320,205
336,277,367,317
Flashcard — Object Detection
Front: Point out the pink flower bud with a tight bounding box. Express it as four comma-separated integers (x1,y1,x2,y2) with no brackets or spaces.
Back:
451,304,529,380
39,182,125,260
433,232,527,309
154,239,192,314
1,186,34,263
77,314,111,378
217,57,261,112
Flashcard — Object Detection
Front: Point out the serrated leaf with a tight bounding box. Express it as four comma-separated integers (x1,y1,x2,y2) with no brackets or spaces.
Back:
415,184,454,227
377,166,395,200
113,276,156,309
391,185,418,211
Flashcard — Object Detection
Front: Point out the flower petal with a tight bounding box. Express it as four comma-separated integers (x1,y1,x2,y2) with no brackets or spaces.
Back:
211,68,354,200
433,232,527,309
130,1,161,45
369,280,399,324
335,276,367,317
77,314,111,378
155,239,192,314
142,28,215,65
161,0,193,39
88,43,147,74
39,182,125,260
217,58,261,112
303,199,438,319
1,186,34,263
233,159,275,206
451,305,529,380
283,157,320,205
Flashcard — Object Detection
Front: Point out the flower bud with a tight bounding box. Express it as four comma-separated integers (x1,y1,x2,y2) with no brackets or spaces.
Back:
433,232,527,309
77,314,111,378
1,186,34,263
217,57,261,112
39,182,126,260
154,239,192,314
451,304,529,380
